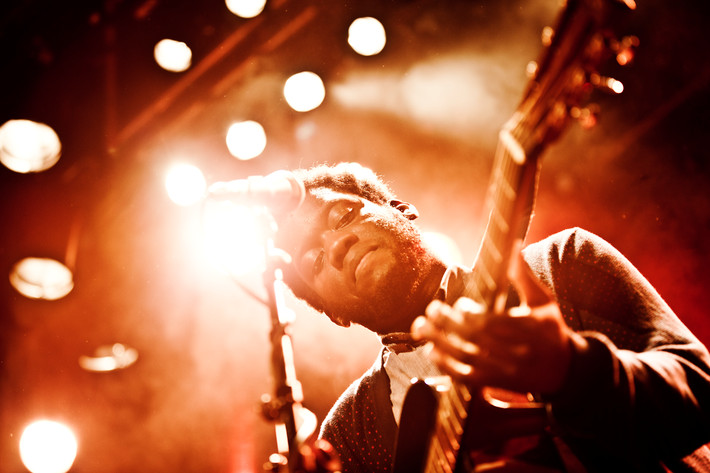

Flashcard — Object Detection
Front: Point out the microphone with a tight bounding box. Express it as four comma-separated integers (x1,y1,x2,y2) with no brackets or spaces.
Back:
207,170,306,213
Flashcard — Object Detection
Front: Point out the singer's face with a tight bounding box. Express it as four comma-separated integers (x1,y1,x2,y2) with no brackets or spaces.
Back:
277,189,442,334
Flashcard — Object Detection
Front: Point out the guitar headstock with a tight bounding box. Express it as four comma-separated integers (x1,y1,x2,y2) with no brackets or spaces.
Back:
511,0,637,151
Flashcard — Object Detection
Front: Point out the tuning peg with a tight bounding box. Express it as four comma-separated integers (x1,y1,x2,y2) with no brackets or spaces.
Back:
525,26,554,80
589,73,624,94
526,60,538,78
610,35,640,66
541,26,555,47
570,105,599,129
616,0,637,10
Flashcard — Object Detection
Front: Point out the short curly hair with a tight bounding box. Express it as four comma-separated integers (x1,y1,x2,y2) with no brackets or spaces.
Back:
292,162,396,205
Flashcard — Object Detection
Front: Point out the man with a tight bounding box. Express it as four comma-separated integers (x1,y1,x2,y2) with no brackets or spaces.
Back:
274,162,710,472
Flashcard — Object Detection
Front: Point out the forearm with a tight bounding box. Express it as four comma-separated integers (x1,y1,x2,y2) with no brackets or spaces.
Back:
545,330,710,461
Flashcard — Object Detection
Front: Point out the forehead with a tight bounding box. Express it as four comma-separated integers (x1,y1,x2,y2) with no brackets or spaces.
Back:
275,188,360,252
296,187,359,223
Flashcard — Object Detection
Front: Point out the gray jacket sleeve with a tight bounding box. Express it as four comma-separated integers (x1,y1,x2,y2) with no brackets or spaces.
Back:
523,227,710,468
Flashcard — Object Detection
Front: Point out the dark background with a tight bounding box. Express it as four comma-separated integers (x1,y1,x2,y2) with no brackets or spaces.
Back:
1,0,709,471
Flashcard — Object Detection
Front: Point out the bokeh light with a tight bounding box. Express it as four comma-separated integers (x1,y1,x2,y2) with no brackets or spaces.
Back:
19,420,78,473
165,163,207,206
348,17,386,56
423,231,463,265
154,39,192,72
225,0,266,18
79,343,139,372
10,257,74,300
226,120,267,160
202,201,268,276
283,72,325,112
0,119,61,173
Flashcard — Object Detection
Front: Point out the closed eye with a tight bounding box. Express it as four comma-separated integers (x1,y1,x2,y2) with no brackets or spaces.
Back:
299,199,361,282
330,202,359,230
313,250,324,276
301,248,324,281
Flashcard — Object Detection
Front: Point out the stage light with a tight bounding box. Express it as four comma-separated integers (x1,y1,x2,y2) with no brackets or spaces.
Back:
9,257,74,300
202,200,267,276
165,163,207,206
154,39,192,72
19,420,78,473
226,120,267,160
283,72,325,112
225,0,266,18
0,119,61,173
423,231,463,265
348,17,386,56
79,343,139,372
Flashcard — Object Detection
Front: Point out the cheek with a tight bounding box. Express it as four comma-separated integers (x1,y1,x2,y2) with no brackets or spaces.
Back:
314,268,354,302
313,271,365,322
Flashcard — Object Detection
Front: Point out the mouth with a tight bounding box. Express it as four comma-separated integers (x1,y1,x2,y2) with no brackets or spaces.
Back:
350,245,377,286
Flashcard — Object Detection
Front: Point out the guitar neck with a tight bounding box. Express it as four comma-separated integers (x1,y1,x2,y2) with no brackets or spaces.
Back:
467,120,541,310
421,124,542,473
401,1,635,470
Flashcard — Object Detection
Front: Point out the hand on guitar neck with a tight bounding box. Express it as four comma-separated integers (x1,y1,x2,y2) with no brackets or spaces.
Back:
411,247,582,397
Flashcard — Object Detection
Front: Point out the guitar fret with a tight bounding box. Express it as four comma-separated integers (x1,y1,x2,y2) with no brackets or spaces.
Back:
424,440,442,473
439,393,464,436
429,437,453,473
474,262,497,295
499,128,527,165
492,165,518,203
436,394,462,442
436,410,461,451
432,454,444,473
425,376,469,428
462,277,484,305
447,384,469,420
456,383,472,403
490,203,510,235
476,251,502,294
482,232,503,265
434,424,457,465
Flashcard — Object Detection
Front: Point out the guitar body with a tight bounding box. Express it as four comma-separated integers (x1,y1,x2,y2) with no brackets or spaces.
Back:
393,380,549,473
393,0,636,471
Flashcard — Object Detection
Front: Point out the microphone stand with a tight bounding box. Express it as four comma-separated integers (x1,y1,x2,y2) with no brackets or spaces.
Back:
257,210,336,473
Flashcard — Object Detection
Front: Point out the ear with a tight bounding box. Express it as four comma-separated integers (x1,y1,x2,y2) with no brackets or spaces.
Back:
329,315,352,328
389,199,419,220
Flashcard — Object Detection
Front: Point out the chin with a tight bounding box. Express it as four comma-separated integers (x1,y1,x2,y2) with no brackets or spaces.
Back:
348,295,417,335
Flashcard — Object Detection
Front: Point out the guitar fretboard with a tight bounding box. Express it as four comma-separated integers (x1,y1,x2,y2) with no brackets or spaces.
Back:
423,123,538,473
466,124,536,310
422,378,472,472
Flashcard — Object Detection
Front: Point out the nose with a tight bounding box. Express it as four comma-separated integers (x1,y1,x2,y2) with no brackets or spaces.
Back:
322,231,358,271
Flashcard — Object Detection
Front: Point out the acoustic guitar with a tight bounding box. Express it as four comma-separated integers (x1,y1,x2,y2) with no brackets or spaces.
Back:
392,0,637,471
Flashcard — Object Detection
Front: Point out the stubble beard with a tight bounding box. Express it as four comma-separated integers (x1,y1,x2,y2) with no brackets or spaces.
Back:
345,216,441,335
